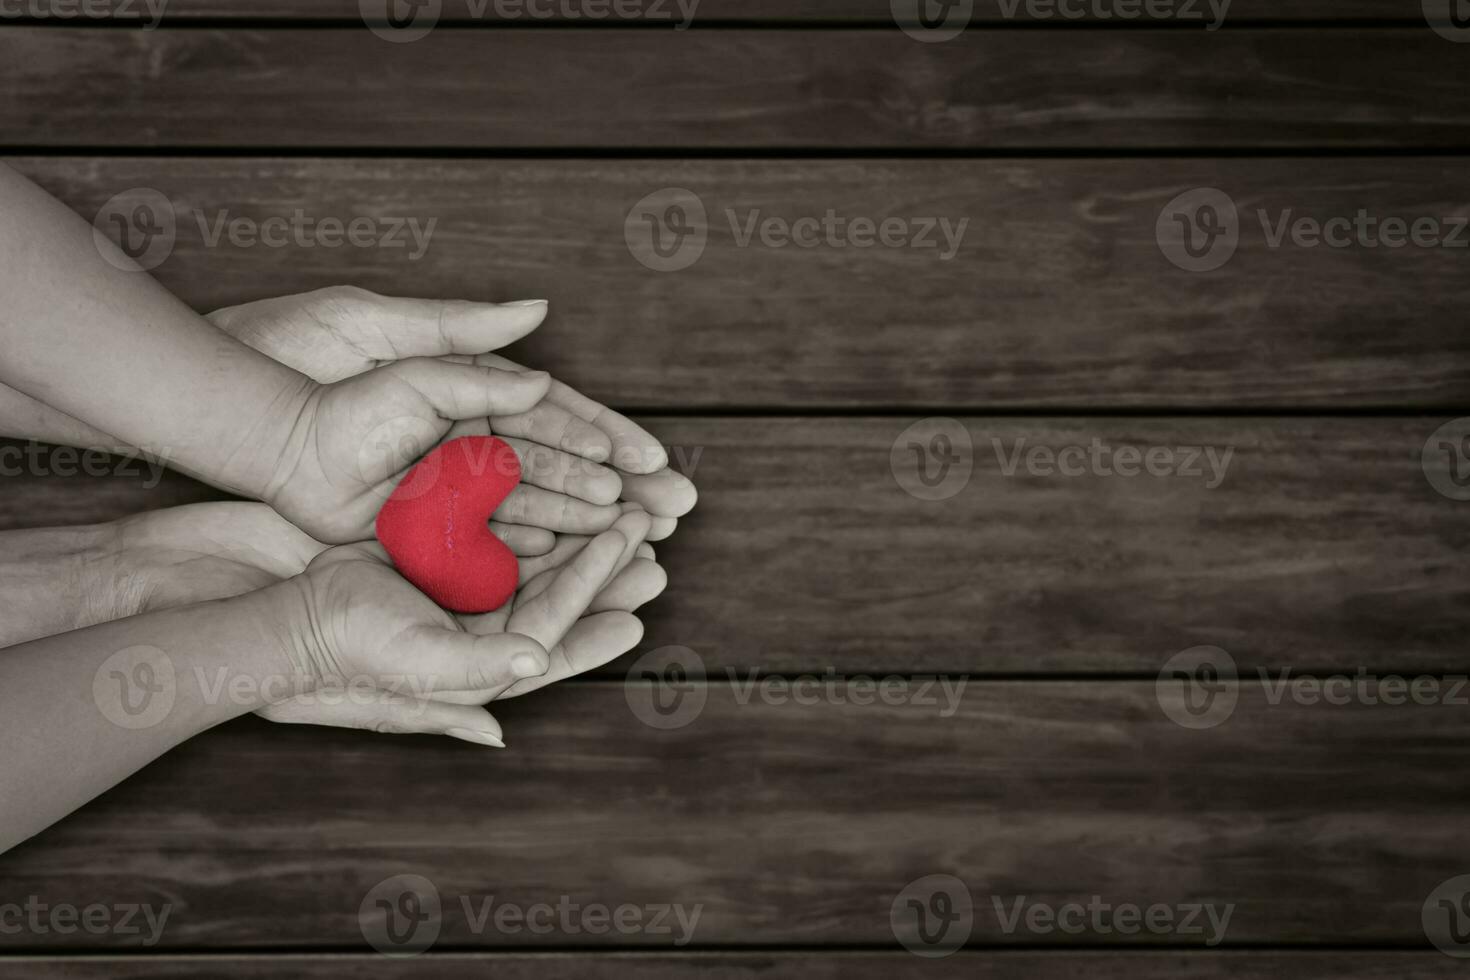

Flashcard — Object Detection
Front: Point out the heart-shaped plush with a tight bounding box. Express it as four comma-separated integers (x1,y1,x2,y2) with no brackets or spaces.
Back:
375,436,521,614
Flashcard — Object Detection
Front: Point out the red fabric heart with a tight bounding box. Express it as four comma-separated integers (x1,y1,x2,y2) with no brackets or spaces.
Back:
375,436,521,614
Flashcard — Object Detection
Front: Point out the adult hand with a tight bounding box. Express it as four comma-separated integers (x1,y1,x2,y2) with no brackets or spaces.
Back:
209,287,696,537
259,509,659,744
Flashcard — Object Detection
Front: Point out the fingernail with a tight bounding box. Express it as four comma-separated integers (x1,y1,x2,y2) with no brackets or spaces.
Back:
506,299,548,308
513,650,548,678
447,728,506,748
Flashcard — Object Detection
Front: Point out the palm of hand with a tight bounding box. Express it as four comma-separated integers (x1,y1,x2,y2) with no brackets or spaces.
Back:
264,368,454,545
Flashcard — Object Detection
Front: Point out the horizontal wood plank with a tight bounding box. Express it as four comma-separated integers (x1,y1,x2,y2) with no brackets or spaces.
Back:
1,682,1467,948
12,156,1470,409
3,30,1469,149
0,952,1465,978
5,0,1430,22
1,417,1465,674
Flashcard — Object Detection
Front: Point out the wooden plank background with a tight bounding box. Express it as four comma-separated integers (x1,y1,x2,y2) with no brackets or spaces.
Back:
7,0,1438,22
1,7,1467,978
10,157,1470,410
4,29,1470,149
2,417,1466,674
2,683,1468,949
4,952,1468,979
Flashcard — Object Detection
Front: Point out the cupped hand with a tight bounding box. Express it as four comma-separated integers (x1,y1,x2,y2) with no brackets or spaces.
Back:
209,287,697,534
260,509,658,744
94,503,665,744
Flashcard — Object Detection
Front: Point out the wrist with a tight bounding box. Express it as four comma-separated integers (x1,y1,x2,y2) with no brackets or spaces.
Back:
0,523,120,646
241,574,331,704
212,372,320,504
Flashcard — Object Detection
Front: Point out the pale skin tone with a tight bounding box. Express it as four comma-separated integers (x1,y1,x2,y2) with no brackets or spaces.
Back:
0,164,696,543
0,513,653,855
0,164,697,853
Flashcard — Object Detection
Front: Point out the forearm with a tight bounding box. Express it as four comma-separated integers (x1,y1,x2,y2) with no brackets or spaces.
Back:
0,522,123,647
0,583,299,854
0,164,310,498
0,384,126,451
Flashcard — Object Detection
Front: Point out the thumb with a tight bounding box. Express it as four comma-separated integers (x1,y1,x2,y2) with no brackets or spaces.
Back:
359,294,550,357
259,692,511,747
390,627,550,696
385,358,551,419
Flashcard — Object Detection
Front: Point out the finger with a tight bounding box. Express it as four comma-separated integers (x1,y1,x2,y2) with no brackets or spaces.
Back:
516,508,652,606
492,401,613,464
493,484,622,534
355,295,549,358
388,627,549,696
258,691,509,747
517,533,591,583
635,543,655,560
382,358,551,420
589,559,668,613
619,468,698,518
500,437,622,506
500,611,645,699
473,353,668,473
647,517,677,542
504,528,628,653
491,521,555,556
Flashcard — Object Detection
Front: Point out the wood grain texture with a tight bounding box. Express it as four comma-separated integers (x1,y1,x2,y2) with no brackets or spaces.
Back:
1,418,1466,674
1,952,1466,978
0,682,1467,948
3,29,1469,149
12,156,1470,409
7,0,1432,21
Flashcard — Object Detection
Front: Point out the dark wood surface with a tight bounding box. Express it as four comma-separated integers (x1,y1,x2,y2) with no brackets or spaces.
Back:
1,682,1467,948
4,952,1467,978
12,156,1469,410
2,8,1467,974
10,0,1434,21
1,417,1466,675
4,29,1470,149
